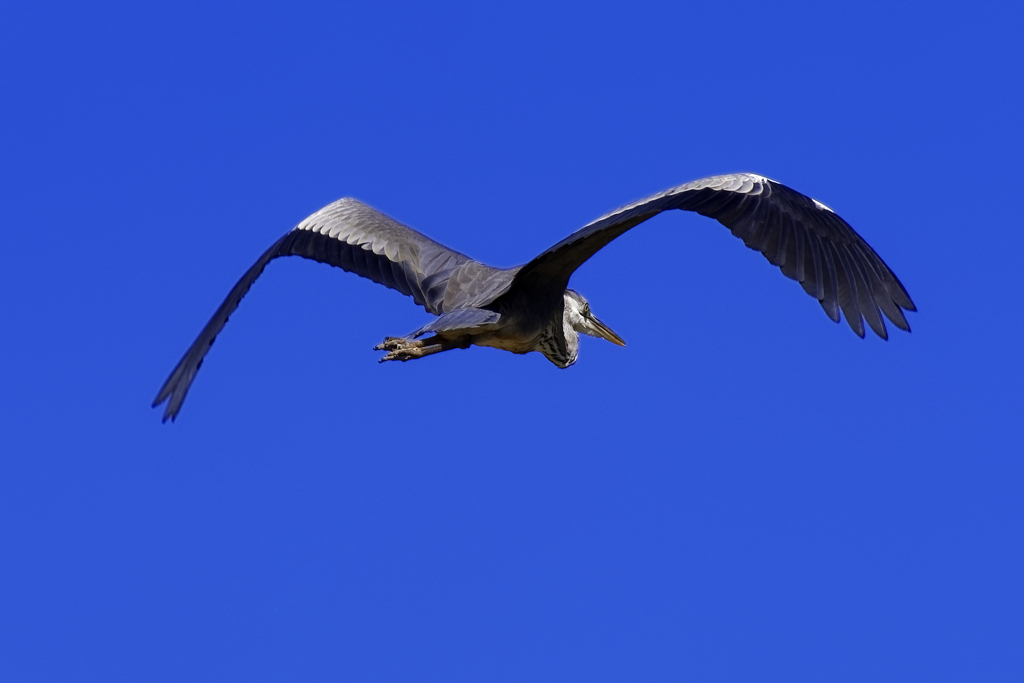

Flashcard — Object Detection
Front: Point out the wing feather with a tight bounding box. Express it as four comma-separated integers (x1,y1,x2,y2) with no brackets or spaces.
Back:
510,173,915,337
153,197,510,421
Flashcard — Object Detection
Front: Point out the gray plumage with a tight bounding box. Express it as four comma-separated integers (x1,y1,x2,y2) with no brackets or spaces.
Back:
153,173,916,421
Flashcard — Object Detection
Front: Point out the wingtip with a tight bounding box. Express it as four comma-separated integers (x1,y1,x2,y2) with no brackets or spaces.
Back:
153,391,180,423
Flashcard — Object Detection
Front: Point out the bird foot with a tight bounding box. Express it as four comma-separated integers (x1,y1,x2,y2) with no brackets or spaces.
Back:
375,336,427,362
374,336,418,352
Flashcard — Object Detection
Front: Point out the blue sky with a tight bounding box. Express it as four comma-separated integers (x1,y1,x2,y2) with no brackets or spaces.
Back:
2,1,1022,680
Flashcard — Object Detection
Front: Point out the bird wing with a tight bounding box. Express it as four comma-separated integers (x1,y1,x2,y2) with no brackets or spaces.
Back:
509,173,916,338
153,197,507,421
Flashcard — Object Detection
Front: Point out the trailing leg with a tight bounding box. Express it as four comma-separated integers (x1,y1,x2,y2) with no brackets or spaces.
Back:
374,334,470,362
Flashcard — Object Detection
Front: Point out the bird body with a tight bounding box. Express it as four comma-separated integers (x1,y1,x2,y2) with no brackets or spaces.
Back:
154,173,915,422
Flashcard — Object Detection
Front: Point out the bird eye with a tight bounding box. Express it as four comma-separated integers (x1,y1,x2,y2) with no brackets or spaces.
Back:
583,304,591,317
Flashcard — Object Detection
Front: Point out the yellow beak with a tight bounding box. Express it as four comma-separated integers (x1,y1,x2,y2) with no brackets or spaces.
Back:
590,315,626,347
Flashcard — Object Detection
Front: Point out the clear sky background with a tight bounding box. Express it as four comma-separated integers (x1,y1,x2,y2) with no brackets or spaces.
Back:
2,1,1022,681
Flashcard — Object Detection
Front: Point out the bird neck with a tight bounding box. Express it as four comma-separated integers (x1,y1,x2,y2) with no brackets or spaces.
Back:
535,293,580,369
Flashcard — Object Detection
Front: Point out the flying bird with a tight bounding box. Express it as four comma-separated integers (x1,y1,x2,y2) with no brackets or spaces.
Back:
154,173,915,421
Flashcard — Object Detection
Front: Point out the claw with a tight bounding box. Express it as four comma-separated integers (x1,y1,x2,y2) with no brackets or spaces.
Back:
376,336,422,360
374,334,447,362
375,336,414,352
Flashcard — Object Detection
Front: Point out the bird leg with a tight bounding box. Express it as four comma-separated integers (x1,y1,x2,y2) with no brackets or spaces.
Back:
374,334,469,362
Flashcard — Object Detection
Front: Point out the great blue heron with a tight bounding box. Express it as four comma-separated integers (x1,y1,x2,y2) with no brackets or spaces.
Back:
154,173,915,421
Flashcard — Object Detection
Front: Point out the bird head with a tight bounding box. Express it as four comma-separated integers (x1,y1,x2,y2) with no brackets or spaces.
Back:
564,290,626,347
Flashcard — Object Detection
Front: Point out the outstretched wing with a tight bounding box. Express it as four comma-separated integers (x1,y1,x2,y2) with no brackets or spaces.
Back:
153,197,507,421
510,173,916,338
